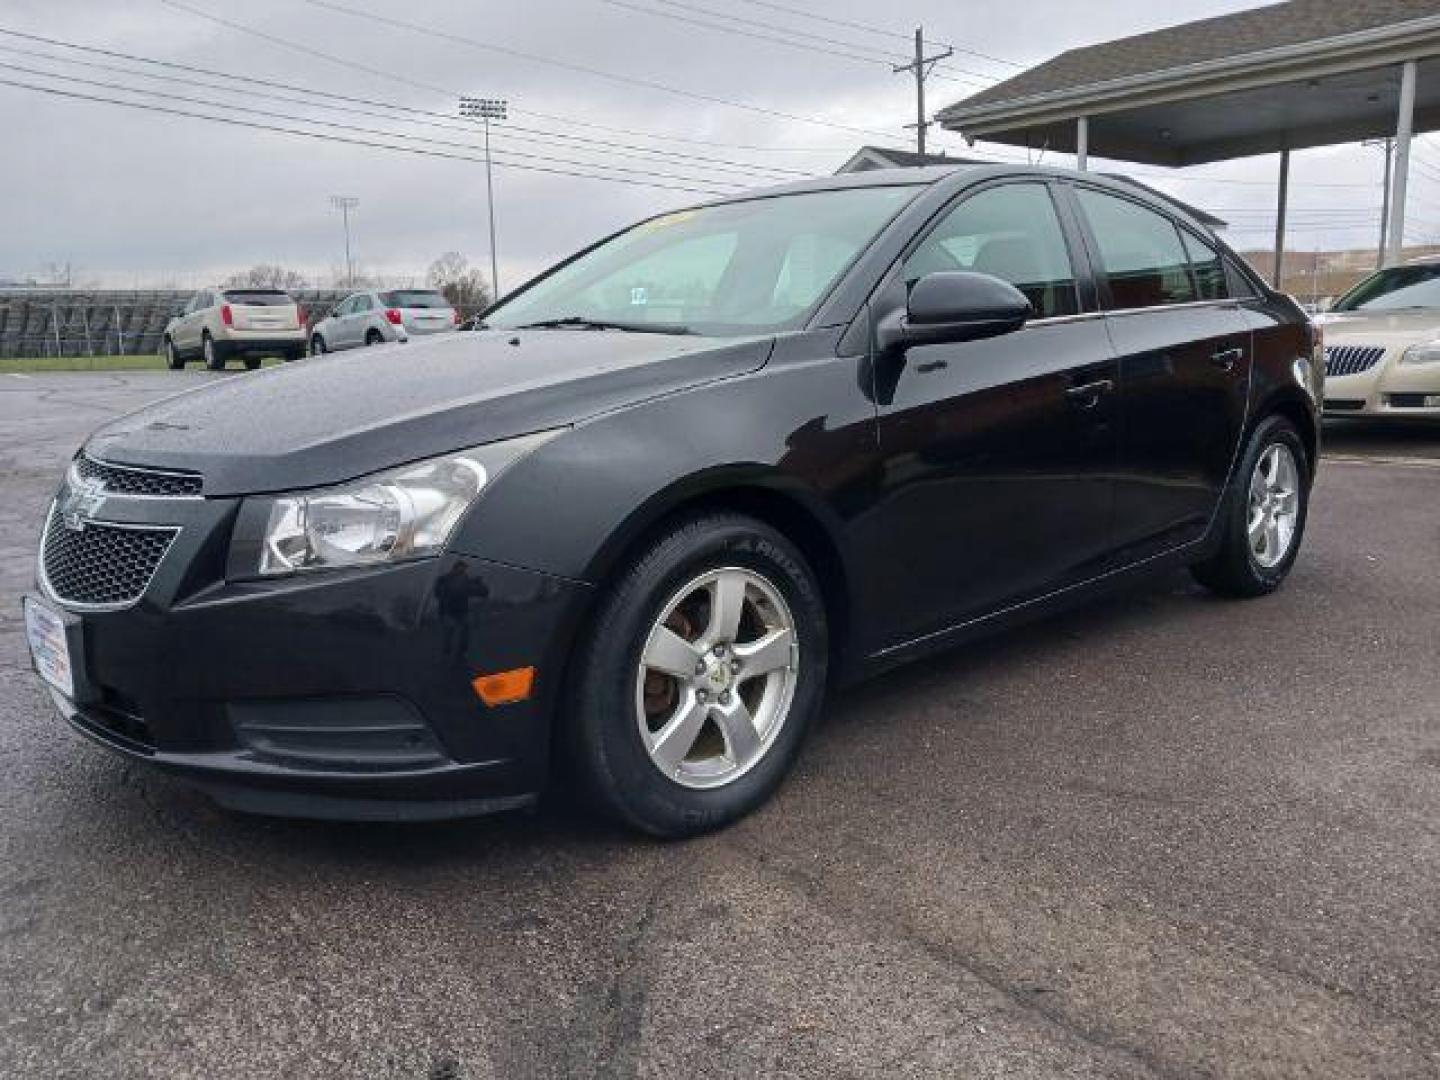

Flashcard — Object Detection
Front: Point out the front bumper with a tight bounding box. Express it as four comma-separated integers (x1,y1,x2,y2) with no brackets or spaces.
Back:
32,544,592,821
1323,353,1440,418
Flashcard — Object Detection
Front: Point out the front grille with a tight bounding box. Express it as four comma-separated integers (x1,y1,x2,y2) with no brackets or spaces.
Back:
75,454,202,498
1323,345,1386,378
41,509,178,608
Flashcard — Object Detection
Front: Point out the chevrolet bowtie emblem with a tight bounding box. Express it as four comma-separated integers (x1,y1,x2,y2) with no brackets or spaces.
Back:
59,476,105,532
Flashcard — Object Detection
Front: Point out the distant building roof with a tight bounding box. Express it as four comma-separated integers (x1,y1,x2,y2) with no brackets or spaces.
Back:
833,145,1227,231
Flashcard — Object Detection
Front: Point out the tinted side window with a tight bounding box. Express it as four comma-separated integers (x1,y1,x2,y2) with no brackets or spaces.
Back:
356,295,374,312
1076,189,1196,309
905,183,1079,319
1181,230,1229,300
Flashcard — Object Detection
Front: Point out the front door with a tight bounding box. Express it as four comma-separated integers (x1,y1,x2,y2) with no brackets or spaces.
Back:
859,182,1120,651
1067,186,1252,560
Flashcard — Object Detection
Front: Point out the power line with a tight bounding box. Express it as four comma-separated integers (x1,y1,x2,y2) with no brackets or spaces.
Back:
614,0,1000,86
0,37,807,182
0,76,736,196
0,60,751,192
279,0,906,140
726,0,1025,70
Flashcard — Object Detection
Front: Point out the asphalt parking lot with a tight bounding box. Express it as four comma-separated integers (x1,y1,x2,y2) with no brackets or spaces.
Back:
1,371,1437,1079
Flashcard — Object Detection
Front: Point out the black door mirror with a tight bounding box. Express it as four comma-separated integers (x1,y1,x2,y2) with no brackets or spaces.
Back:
877,271,1034,351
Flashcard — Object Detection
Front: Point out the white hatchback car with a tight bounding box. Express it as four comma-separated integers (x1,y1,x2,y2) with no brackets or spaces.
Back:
164,287,308,371
1321,257,1440,419
309,288,458,354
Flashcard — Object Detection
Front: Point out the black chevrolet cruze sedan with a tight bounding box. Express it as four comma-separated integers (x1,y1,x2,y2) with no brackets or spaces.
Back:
24,166,1321,836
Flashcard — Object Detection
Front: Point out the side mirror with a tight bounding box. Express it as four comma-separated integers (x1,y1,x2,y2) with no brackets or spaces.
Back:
876,271,1033,351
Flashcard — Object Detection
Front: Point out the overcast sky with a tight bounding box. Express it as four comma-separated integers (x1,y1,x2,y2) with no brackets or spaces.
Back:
3,0,1438,290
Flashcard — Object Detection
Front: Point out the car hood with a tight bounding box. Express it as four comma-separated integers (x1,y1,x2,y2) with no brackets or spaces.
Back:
86,329,772,496
1318,308,1440,341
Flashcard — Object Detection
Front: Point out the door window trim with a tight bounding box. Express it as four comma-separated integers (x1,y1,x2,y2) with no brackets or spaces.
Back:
1060,181,1249,317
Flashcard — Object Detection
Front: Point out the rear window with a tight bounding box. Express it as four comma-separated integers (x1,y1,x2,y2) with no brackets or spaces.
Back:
380,290,451,309
222,290,293,306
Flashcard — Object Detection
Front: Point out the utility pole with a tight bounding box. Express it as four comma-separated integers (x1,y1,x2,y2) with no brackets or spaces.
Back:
1365,137,1395,269
329,195,359,287
893,28,952,158
459,96,508,301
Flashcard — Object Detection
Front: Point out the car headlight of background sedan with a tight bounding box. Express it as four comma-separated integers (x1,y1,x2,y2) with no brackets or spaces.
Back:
1401,341,1440,365
257,429,562,576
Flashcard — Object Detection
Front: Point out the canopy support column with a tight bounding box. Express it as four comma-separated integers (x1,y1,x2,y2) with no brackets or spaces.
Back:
1273,147,1290,289
1386,60,1418,268
1076,116,1089,172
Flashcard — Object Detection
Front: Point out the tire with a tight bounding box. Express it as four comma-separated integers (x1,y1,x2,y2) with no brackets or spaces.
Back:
1191,415,1310,598
311,334,327,356
243,357,262,371
164,338,183,370
285,348,304,363
567,513,828,838
365,329,384,346
202,333,224,371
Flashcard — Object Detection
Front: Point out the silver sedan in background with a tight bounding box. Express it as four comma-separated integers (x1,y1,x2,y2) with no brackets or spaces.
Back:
309,288,458,353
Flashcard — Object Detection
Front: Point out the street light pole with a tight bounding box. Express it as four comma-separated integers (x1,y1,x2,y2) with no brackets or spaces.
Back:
459,96,508,301
329,195,359,287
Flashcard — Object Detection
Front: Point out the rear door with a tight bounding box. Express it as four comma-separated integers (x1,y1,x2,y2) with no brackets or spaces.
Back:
860,180,1120,647
1066,185,1251,562
222,289,298,334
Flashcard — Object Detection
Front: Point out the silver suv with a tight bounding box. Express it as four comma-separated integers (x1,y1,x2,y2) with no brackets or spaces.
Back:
164,288,307,371
310,289,458,354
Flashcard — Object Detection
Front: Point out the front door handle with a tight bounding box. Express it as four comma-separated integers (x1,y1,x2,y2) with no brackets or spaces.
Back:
1065,379,1115,408
1211,346,1245,371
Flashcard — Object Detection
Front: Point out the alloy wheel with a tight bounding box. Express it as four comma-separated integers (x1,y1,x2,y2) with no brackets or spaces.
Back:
1247,443,1300,569
635,566,799,789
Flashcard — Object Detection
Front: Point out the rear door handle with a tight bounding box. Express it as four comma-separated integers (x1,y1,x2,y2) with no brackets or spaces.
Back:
1211,346,1244,371
1065,379,1115,408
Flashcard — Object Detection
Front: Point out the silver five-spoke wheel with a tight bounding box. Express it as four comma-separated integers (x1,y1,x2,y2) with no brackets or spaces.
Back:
636,566,799,789
1247,443,1299,569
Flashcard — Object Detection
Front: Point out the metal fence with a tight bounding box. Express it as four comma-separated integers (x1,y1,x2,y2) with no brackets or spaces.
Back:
0,289,350,359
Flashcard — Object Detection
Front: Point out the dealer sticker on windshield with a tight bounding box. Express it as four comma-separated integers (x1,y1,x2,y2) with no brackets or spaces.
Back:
24,597,74,698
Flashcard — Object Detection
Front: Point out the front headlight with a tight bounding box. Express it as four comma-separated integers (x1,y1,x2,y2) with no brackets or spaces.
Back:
1401,341,1440,365
257,429,562,576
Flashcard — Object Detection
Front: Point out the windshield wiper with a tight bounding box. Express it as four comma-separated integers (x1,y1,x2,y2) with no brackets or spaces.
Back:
513,315,692,335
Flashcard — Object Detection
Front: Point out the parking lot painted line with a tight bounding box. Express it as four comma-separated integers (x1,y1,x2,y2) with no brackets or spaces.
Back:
1325,453,1440,469
6,372,33,379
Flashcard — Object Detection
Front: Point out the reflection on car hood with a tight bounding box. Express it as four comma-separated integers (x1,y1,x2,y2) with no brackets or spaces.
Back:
1318,308,1440,341
85,329,771,496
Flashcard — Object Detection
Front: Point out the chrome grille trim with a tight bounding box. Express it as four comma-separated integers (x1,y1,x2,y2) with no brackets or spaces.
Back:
74,454,203,499
38,505,180,612
1323,345,1387,378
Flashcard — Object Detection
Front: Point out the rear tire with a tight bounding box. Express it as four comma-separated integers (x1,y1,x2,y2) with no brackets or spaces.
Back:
243,357,262,371
164,339,183,370
285,348,304,363
365,329,384,346
1191,415,1310,598
566,513,828,838
202,333,224,372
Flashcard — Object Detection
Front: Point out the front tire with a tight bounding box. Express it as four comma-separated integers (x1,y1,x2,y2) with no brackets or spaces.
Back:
1191,415,1310,598
311,334,327,356
365,329,384,346
243,356,262,371
567,513,828,837
164,338,183,370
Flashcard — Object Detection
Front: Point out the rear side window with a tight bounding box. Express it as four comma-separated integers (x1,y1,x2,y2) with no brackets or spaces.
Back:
1181,231,1229,300
380,290,451,309
222,290,293,306
904,183,1080,319
1076,189,1196,309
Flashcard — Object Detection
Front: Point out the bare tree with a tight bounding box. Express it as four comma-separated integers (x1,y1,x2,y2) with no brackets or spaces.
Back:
223,264,309,291
427,252,492,314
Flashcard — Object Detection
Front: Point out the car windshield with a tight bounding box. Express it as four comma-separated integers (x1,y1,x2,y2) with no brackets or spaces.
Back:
1333,264,1440,311
486,186,919,336
380,290,451,309
222,290,293,306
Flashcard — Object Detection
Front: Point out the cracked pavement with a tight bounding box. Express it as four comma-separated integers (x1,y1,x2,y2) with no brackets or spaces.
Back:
1,371,1438,1078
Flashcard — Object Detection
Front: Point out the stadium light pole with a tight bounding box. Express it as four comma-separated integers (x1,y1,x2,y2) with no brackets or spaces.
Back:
458,96,507,301
329,195,359,287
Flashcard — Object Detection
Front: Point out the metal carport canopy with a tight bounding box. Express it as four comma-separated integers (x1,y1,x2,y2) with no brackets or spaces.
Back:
935,1,1440,278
